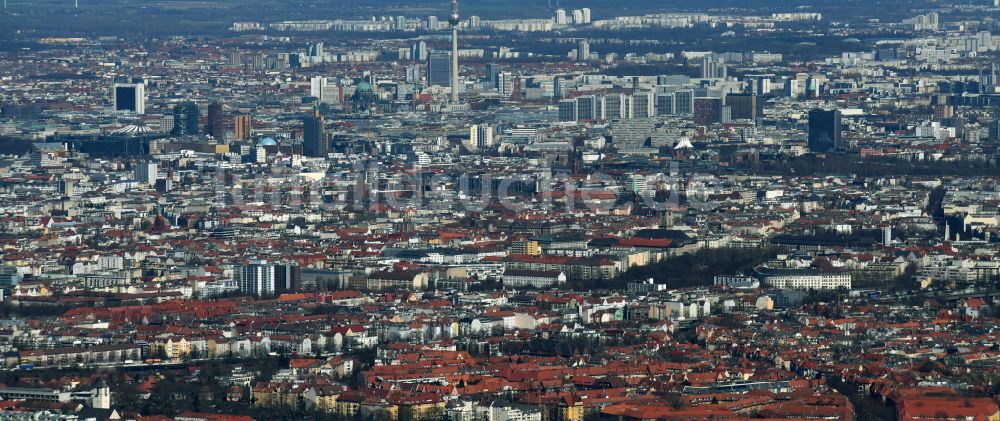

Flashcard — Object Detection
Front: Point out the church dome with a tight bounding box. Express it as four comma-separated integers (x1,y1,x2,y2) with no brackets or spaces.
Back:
355,81,373,93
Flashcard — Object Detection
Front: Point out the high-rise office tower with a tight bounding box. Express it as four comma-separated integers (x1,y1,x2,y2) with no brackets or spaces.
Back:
233,114,252,141
693,97,723,125
405,65,422,85
498,72,514,97
135,161,158,186
674,90,694,114
700,57,727,79
171,102,200,136
631,92,654,119
934,105,954,121
469,124,494,149
449,0,460,102
808,109,843,152
159,115,175,134
228,49,241,66
576,96,596,121
805,77,822,98
273,263,300,293
721,106,732,124
656,94,675,116
427,50,451,87
572,9,583,24
989,119,1000,143
206,101,226,142
577,40,590,61
410,41,428,61
487,63,502,89
785,78,802,97
308,42,324,57
0,266,23,289
751,76,772,95
555,9,567,25
725,93,763,123
58,177,77,197
310,76,328,100
239,260,276,296
605,94,626,120
302,109,327,157
113,82,145,115
248,145,266,164
594,96,606,121
426,15,438,30
580,8,591,24
558,99,578,122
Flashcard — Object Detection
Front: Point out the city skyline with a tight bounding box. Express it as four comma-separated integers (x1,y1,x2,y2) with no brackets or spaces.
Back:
1,1,1000,421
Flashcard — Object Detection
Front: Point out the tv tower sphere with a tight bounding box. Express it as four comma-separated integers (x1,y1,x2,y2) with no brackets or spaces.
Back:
449,0,460,26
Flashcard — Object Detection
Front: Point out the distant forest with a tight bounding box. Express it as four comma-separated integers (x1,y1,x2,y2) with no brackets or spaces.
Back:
568,247,779,290
743,155,1000,177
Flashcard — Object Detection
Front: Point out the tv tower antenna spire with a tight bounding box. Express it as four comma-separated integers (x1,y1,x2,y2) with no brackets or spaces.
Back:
449,0,460,103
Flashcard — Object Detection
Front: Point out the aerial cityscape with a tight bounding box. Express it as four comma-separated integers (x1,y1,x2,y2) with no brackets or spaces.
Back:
2,0,1000,420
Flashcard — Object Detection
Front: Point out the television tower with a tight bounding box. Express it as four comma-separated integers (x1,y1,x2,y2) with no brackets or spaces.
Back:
449,0,460,102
